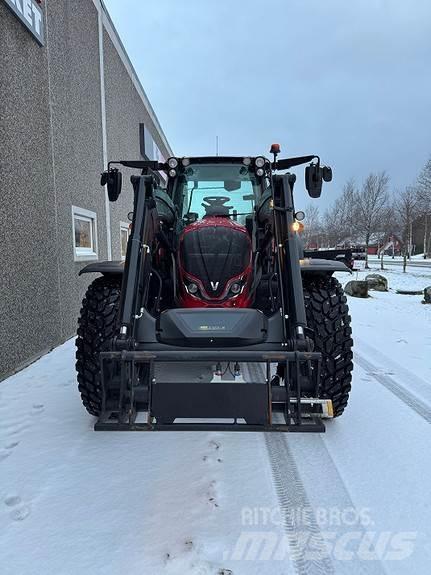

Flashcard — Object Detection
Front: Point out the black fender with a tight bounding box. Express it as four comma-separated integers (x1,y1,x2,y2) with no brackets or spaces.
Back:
79,260,125,276
300,258,352,274
79,258,350,278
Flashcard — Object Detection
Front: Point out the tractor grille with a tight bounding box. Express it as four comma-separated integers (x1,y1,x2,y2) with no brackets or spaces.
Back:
181,226,251,297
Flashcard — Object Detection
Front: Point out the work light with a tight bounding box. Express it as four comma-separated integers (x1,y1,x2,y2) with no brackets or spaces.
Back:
167,157,178,169
255,156,265,168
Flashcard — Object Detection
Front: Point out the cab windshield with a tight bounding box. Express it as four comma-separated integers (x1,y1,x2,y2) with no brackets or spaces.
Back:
177,163,261,224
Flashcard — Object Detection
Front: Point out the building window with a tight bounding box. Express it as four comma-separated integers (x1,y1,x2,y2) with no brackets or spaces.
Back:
120,222,130,260
72,206,98,261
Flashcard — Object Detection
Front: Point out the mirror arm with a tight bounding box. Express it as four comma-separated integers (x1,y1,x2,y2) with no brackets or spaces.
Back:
273,155,319,171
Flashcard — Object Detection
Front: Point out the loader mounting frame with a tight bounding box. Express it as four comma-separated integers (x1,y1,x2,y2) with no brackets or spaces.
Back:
95,350,325,432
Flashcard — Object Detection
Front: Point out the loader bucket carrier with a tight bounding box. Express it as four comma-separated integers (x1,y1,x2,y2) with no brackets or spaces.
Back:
76,147,353,432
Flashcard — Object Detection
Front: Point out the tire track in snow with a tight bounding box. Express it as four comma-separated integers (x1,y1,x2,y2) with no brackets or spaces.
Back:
356,337,431,403
247,362,388,574
246,362,334,574
265,433,335,575
354,353,431,424
289,434,389,575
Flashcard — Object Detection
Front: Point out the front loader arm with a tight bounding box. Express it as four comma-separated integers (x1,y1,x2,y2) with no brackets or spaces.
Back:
272,174,309,348
116,175,157,345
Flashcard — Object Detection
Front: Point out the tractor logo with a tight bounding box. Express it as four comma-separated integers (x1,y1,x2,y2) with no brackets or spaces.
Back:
210,281,219,291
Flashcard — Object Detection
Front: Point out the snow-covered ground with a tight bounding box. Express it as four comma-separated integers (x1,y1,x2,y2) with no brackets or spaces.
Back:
1,266,430,574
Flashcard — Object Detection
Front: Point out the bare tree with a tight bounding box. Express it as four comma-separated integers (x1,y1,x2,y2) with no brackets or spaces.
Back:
303,204,320,248
321,179,357,247
354,172,390,268
416,156,431,258
396,186,418,272
339,178,357,238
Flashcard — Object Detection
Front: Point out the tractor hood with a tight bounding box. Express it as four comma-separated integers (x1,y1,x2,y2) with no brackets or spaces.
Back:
178,217,252,303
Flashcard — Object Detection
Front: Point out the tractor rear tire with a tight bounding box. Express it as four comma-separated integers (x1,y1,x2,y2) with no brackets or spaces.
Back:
76,276,122,416
303,276,353,416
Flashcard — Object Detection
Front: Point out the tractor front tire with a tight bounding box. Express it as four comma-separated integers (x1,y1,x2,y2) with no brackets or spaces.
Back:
76,276,122,416
303,276,353,416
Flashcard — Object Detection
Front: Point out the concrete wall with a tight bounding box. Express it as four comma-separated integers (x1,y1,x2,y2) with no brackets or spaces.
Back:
0,0,172,379
104,29,139,260
0,2,61,376
46,0,108,339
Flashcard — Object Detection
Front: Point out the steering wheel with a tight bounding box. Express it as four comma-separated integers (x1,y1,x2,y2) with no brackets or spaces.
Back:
201,196,233,217
202,196,231,207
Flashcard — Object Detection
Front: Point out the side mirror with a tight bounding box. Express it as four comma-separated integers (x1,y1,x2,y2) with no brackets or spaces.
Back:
305,164,323,198
101,168,122,202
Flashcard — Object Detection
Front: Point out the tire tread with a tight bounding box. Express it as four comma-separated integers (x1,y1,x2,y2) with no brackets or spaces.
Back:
303,276,353,416
75,276,121,416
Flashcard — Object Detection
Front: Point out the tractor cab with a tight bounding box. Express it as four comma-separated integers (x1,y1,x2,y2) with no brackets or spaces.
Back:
171,159,262,308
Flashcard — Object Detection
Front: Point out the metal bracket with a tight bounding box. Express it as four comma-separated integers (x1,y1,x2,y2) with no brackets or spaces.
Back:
95,350,325,432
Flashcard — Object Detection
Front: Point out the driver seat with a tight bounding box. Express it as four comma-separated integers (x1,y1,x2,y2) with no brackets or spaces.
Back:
202,205,232,217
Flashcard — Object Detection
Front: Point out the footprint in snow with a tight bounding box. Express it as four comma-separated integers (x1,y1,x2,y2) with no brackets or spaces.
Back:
203,439,223,464
31,404,45,415
0,449,13,462
4,495,30,521
5,422,31,436
164,551,214,575
10,506,30,521
207,480,219,508
163,541,194,565
0,441,19,461
4,495,21,507
208,497,219,508
203,455,223,464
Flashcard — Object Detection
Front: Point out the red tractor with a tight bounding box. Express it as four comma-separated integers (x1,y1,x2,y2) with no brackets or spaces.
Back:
76,149,353,431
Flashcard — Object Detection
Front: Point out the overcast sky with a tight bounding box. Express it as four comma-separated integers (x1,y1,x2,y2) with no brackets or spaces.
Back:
104,0,431,209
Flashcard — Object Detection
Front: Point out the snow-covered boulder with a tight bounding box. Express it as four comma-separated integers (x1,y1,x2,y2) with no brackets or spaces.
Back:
423,286,431,304
365,273,388,292
344,280,369,298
